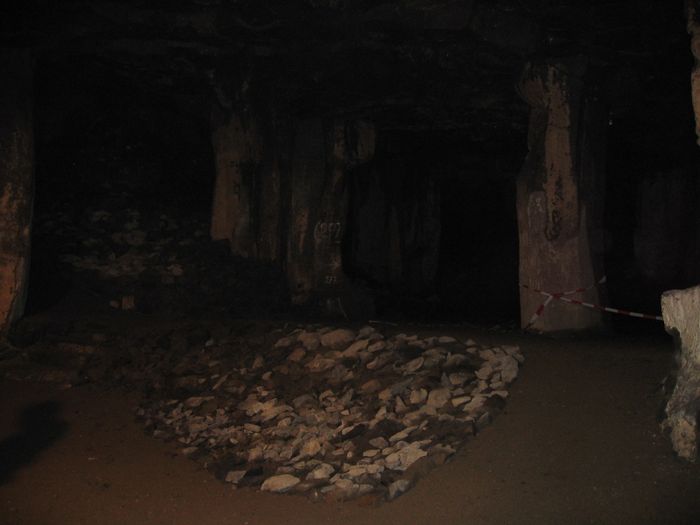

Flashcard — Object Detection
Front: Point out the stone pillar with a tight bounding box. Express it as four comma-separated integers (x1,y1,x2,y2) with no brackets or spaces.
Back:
660,285,700,461
517,59,606,332
211,107,375,306
210,109,262,258
210,106,284,262
687,1,700,143
0,50,34,334
286,119,375,305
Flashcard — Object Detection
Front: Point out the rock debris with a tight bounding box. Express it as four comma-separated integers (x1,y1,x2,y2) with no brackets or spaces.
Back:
136,325,524,501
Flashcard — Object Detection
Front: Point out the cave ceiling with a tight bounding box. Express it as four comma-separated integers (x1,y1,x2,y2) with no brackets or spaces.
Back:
1,1,688,139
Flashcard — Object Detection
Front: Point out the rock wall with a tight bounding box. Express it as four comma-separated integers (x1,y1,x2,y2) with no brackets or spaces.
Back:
0,49,34,334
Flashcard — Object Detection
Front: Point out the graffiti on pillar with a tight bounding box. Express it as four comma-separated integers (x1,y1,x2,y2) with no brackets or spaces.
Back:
314,221,343,244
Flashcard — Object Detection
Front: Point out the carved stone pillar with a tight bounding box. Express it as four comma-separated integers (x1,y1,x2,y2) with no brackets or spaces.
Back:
517,59,607,332
0,49,34,334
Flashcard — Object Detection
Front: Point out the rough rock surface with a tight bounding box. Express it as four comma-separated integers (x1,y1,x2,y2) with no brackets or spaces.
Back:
661,285,700,462
136,325,524,500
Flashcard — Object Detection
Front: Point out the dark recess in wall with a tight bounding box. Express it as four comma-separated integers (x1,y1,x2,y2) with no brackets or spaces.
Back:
343,130,524,323
437,135,524,324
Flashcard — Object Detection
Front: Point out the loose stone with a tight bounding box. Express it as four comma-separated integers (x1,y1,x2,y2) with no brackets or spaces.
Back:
307,463,335,480
369,437,388,449
225,470,247,484
427,388,451,408
287,347,306,362
321,329,356,350
261,474,300,493
388,479,412,500
136,326,522,502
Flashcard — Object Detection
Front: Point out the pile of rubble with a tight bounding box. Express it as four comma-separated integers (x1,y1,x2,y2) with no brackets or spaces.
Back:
32,192,288,316
138,325,524,501
39,206,202,281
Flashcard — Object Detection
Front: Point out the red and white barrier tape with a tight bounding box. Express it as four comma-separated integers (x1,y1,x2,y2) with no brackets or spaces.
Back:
552,295,662,321
520,276,663,327
521,276,606,328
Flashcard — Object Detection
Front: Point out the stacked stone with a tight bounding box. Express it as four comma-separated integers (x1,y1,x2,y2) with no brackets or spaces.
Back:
138,326,524,500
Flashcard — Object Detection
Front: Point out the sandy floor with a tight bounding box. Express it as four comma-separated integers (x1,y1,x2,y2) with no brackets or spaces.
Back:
1,326,699,525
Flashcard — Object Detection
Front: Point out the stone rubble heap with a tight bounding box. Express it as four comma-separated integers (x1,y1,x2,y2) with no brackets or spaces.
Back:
36,205,200,281
137,326,524,501
33,199,288,315
59,209,194,281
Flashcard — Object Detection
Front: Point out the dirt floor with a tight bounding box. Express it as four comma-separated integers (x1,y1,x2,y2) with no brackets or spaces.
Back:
1,321,700,525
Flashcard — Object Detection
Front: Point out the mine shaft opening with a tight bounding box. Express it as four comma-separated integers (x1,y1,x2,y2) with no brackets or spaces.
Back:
25,58,235,318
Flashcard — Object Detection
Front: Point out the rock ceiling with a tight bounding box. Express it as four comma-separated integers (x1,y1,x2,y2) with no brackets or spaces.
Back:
1,1,688,137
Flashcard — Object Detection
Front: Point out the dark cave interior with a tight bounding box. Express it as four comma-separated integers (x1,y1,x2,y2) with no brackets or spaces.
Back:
1,0,700,330
4,2,700,515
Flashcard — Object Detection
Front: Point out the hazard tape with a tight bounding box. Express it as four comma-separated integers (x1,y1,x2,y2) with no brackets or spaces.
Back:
520,276,663,327
521,276,606,328
553,295,663,321
525,294,554,328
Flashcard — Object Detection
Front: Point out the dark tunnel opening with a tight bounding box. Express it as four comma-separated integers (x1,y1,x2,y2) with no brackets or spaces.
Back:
344,130,524,324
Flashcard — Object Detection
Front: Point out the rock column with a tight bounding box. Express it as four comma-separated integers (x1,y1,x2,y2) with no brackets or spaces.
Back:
517,59,606,332
0,49,34,334
688,1,700,143
210,103,284,263
661,285,700,461
287,120,374,305
210,110,263,258
211,104,376,307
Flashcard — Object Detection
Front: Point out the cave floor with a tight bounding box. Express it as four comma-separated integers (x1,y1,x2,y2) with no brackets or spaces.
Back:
1,320,699,525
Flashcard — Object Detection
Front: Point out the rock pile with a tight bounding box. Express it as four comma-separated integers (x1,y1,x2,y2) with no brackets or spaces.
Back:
32,197,288,316
137,325,524,501
49,207,198,282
